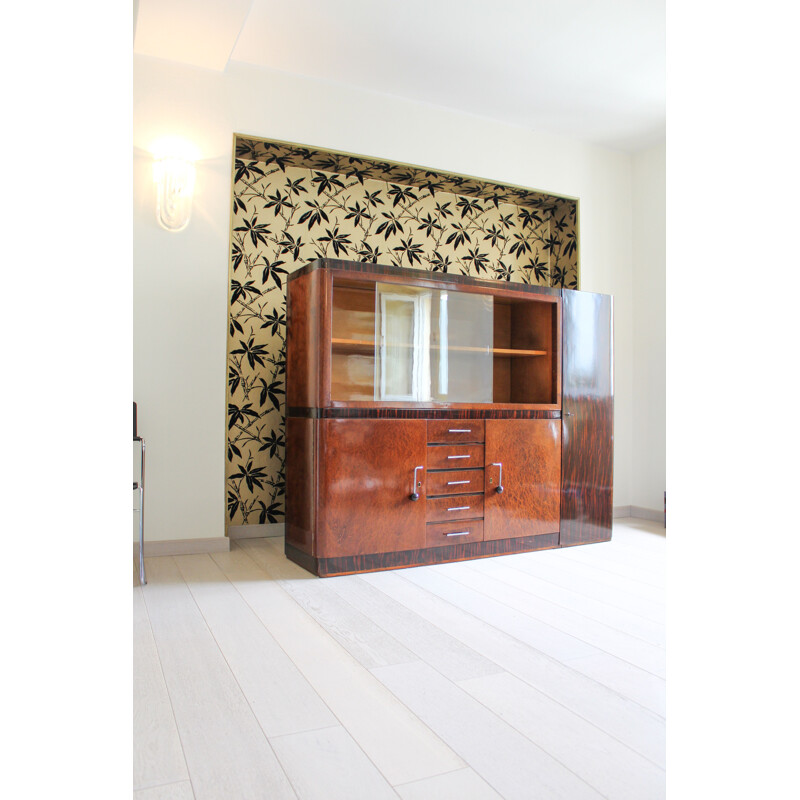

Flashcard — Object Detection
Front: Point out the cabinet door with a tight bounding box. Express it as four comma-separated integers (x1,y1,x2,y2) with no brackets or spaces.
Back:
317,418,427,558
560,290,614,545
484,419,561,541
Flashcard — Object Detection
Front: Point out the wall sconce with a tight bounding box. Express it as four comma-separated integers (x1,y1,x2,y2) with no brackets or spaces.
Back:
153,156,196,232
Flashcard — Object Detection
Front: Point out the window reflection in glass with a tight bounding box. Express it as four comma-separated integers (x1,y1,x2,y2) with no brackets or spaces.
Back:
375,284,492,403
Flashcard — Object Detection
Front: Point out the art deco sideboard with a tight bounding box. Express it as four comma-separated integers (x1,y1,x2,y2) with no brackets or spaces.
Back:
285,258,613,577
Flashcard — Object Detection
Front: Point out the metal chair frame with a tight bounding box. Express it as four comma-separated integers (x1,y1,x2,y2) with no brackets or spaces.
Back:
134,428,147,586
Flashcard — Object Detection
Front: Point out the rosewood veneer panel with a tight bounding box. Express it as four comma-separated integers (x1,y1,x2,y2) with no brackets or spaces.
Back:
560,289,614,546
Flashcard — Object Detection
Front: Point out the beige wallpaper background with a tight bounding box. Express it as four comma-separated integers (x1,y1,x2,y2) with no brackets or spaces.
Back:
227,135,578,527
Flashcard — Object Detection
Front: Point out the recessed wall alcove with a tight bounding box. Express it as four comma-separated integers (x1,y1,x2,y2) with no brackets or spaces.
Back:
226,134,579,528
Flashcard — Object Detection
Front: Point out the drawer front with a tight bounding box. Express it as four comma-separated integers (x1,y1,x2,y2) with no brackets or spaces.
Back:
427,494,484,523
425,519,484,548
427,420,485,444
427,468,485,496
427,443,485,470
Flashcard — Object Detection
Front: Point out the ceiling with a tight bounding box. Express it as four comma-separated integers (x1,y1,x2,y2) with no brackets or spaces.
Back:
133,0,665,153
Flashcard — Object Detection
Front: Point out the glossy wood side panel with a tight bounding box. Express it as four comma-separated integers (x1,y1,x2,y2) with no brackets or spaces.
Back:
560,289,614,546
307,532,560,577
317,419,427,558
484,419,561,540
286,269,328,408
285,417,317,556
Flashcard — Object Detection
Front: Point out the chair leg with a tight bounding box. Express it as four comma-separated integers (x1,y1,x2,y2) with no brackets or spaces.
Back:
138,437,147,585
138,485,146,585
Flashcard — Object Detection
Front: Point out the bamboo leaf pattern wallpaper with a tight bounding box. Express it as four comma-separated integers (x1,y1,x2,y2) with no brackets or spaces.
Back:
227,135,579,527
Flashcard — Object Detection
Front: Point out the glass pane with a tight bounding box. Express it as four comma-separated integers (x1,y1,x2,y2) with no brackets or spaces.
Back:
375,283,493,402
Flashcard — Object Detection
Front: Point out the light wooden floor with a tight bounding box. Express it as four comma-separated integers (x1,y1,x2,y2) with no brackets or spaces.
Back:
134,518,665,800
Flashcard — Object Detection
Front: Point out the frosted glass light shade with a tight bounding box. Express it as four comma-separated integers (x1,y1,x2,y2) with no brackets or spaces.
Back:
153,157,196,232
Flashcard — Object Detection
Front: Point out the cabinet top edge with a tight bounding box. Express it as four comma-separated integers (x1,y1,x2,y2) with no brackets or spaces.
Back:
288,258,565,297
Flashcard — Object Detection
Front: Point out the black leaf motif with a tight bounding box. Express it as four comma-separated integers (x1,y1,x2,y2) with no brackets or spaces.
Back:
234,215,270,248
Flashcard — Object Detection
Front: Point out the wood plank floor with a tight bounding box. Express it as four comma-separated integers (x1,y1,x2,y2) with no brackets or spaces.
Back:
134,518,665,800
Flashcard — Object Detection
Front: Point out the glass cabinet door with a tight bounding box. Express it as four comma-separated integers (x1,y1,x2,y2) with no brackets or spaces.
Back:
375,283,493,403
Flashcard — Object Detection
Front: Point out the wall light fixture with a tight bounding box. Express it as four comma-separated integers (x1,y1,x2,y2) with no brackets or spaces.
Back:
153,156,196,232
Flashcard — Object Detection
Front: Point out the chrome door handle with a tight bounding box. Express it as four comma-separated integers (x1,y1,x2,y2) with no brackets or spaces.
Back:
448,428,472,433
410,465,423,501
445,531,471,537
491,462,504,493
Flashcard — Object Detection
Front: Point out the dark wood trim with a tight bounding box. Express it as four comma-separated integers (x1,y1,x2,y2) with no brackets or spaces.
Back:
288,407,562,420
286,533,560,577
289,258,562,298
284,542,318,575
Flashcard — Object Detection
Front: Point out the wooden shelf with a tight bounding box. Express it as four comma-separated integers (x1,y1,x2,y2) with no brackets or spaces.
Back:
331,338,546,358
331,338,374,355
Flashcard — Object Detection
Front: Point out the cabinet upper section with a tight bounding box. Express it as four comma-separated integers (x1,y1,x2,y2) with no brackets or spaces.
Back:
287,259,573,411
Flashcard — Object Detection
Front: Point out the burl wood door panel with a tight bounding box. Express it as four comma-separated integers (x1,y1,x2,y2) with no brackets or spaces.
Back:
484,419,561,540
560,290,614,546
317,418,427,558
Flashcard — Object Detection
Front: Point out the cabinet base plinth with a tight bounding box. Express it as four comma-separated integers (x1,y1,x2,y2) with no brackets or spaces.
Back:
285,534,560,578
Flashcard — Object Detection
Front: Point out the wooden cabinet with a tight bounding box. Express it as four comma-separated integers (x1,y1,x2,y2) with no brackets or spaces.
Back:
285,258,612,577
317,418,427,558
484,419,561,541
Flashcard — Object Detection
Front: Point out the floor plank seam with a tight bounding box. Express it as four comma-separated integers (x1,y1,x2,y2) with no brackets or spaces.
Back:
459,559,666,643
369,661,604,799
137,564,196,798
174,553,306,800
221,541,457,793
388,570,666,770
490,561,666,624
448,562,668,680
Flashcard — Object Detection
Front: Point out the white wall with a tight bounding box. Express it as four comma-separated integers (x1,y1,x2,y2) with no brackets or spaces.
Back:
133,55,641,542
631,142,666,515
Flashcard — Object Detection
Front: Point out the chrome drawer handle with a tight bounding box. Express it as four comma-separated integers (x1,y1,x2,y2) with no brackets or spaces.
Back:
445,531,471,537
448,428,472,433
447,480,470,485
447,455,470,460
410,465,424,501
491,462,504,493
447,506,470,511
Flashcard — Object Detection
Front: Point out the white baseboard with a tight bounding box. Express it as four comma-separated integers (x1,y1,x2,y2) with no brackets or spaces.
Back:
134,537,231,558
614,505,665,526
228,523,285,540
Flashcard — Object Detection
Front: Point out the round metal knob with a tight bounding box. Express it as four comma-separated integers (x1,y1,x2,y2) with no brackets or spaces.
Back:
410,492,420,501
496,485,504,494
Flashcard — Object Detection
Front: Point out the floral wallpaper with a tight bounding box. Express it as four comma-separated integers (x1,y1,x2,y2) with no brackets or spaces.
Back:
226,135,579,527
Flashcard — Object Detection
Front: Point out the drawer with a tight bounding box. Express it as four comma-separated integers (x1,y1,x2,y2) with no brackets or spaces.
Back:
427,419,485,444
427,443,485,470
427,493,484,523
425,519,484,548
427,468,485,496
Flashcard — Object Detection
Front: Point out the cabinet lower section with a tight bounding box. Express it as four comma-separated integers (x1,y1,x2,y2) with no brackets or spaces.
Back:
286,415,572,577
